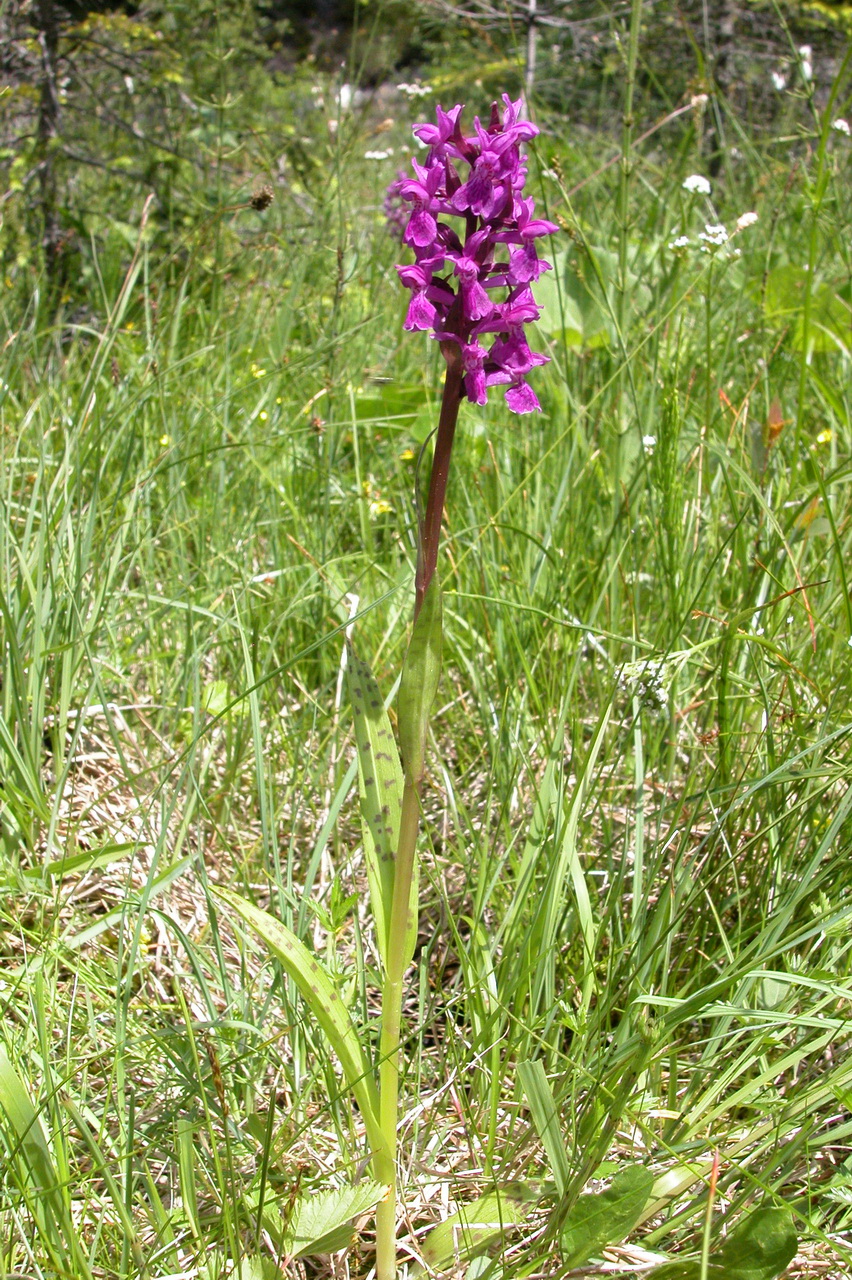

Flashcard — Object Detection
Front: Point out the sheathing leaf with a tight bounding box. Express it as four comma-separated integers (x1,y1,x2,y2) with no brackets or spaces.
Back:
346,646,404,962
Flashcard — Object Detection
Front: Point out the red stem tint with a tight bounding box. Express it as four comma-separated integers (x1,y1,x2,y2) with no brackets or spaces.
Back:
414,344,464,619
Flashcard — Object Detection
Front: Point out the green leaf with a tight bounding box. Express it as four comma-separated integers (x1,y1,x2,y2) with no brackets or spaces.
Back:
647,1264,726,1279
285,1181,386,1257
417,1185,535,1273
0,1050,77,1266
235,1260,282,1280
210,887,384,1163
762,265,850,354
716,1207,797,1279
533,250,611,349
346,647,404,964
561,1165,654,1268
398,575,442,785
517,1060,571,1198
649,1206,797,1280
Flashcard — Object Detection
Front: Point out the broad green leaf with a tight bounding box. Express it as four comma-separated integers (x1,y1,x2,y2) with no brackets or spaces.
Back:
398,575,442,785
0,1050,59,1197
763,265,850,354
285,1180,385,1257
210,887,384,1162
0,1051,74,1264
534,251,611,349
716,1207,797,1279
235,1259,282,1280
418,1185,534,1273
346,646,404,963
649,1206,797,1280
561,1165,654,1268
517,1060,571,1198
647,1264,726,1279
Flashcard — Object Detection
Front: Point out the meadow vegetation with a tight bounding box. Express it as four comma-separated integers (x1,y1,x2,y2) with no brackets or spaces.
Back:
1,3,852,1278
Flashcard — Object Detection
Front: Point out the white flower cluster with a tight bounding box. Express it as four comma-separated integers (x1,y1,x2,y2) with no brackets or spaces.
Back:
364,148,394,161
699,222,729,248
682,174,711,196
619,659,670,711
396,82,431,98
799,45,813,84
833,118,851,137
642,435,657,455
771,70,787,92
670,209,757,259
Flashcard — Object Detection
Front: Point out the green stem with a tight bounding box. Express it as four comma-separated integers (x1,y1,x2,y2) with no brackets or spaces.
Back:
376,342,461,1280
376,778,422,1280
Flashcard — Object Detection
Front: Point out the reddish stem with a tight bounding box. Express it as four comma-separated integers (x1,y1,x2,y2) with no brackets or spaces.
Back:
415,344,464,620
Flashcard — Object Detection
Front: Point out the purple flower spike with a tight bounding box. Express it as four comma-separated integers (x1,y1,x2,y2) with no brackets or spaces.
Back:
392,98,556,414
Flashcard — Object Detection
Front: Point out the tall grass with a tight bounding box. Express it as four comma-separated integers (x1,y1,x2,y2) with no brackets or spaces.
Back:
1,42,851,1280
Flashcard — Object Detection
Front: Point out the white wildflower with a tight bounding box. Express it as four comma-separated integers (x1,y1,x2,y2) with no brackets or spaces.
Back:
736,211,759,231
669,234,691,250
642,435,657,455
364,149,393,161
396,82,431,99
832,118,851,136
682,174,711,196
699,223,729,248
771,71,787,92
619,658,670,712
798,46,813,83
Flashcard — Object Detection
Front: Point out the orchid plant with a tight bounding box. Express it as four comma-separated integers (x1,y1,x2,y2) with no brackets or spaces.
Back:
214,96,555,1279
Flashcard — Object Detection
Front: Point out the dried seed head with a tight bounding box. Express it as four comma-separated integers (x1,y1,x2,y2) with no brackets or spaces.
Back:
250,181,274,211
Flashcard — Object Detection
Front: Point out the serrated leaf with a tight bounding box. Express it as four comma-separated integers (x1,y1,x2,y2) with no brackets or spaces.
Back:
418,1185,534,1273
518,1060,571,1197
210,887,384,1163
561,1165,654,1268
285,1181,386,1257
398,575,442,785
346,647,404,963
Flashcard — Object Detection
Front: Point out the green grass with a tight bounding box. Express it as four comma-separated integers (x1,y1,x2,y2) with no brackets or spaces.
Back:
1,47,852,1280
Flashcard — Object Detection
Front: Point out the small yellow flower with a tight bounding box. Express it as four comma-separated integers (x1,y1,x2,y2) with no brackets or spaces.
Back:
276,397,282,404
816,428,832,445
250,362,266,378
369,499,393,519
159,433,171,447
125,321,135,331
400,448,415,461
259,410,268,421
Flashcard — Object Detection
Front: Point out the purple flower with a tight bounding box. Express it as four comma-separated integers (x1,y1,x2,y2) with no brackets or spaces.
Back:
384,169,410,241
393,97,556,414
